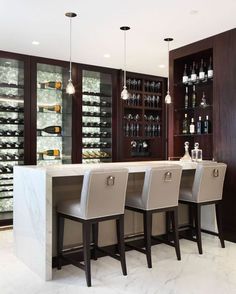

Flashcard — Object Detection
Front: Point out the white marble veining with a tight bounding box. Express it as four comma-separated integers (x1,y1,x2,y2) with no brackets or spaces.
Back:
13,161,214,282
1,229,236,294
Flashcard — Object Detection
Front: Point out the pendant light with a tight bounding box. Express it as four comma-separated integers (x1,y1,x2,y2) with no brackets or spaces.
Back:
120,26,130,100
65,12,77,95
164,38,173,104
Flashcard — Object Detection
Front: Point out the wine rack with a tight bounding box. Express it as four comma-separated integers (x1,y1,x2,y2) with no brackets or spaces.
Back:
82,70,112,163
36,63,72,165
0,57,25,219
172,49,213,159
120,72,166,161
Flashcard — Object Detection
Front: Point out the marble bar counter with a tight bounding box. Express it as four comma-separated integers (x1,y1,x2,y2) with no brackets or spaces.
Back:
13,161,210,281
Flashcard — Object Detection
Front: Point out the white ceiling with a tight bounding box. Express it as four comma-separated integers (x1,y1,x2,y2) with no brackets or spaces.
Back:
0,0,235,77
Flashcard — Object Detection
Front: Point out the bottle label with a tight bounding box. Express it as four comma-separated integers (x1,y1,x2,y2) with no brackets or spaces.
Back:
208,70,213,78
199,71,205,80
191,74,197,82
182,76,188,83
190,125,195,134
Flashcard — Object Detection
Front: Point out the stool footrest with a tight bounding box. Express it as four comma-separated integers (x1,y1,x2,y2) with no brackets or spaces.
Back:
61,255,85,271
96,246,120,261
126,243,147,254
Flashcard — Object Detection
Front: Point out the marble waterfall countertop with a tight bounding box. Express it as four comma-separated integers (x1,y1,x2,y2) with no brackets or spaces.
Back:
15,160,197,177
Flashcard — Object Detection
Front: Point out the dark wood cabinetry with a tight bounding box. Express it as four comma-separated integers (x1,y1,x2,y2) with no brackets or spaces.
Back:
171,48,213,160
117,71,167,161
169,28,236,242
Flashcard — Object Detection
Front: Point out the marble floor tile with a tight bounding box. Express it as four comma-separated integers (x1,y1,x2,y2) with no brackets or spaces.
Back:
1,229,236,294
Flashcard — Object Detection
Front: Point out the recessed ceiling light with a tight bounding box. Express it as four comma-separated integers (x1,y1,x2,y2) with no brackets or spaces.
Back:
32,41,40,45
190,10,199,15
103,54,111,58
159,64,166,68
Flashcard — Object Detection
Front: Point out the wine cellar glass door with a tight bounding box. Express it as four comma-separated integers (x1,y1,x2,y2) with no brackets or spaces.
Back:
36,63,72,165
0,57,25,223
82,70,112,163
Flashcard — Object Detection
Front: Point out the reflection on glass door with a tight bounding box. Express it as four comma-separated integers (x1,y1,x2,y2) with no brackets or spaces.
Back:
0,58,25,218
36,63,72,165
82,70,112,163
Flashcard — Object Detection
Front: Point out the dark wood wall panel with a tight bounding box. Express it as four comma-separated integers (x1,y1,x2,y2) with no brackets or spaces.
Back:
213,29,236,241
169,28,236,242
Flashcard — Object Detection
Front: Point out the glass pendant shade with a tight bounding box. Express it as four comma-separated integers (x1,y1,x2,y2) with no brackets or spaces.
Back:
66,80,75,94
121,86,130,100
165,91,172,104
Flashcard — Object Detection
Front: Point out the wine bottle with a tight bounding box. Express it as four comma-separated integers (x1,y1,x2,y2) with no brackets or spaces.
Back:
184,87,189,109
37,126,62,135
182,114,189,134
196,116,203,134
191,62,197,83
42,149,60,156
38,81,62,90
182,64,188,84
38,104,61,113
199,59,205,80
207,57,213,79
189,118,195,134
192,85,196,108
200,92,207,108
203,115,211,134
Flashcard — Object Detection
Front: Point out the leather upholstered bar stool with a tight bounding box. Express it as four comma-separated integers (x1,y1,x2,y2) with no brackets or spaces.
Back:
179,162,227,254
56,167,129,287
125,165,182,268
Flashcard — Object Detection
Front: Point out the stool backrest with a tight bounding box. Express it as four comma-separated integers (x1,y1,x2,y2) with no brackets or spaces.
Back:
192,163,227,202
142,165,182,210
80,168,129,219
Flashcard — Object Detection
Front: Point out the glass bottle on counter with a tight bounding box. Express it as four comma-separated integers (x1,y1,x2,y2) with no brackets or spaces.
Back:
191,142,202,162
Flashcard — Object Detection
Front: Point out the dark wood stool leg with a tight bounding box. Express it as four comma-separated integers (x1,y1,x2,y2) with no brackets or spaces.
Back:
189,204,195,238
171,208,181,260
92,223,99,260
215,202,225,248
195,203,203,254
83,222,91,287
116,215,127,276
166,211,172,241
57,213,64,270
143,211,152,268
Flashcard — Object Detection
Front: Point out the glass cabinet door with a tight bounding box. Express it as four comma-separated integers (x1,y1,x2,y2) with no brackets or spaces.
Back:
36,63,72,165
82,70,112,163
0,58,25,219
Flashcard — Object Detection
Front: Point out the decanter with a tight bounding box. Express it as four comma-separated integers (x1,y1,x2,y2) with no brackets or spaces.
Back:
180,141,192,162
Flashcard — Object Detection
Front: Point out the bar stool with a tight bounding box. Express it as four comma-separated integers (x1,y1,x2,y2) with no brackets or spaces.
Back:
125,165,182,268
179,162,227,254
56,167,129,287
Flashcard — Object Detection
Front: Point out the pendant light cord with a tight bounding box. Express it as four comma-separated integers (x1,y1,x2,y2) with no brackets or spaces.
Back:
69,17,72,81
124,30,127,87
167,40,170,92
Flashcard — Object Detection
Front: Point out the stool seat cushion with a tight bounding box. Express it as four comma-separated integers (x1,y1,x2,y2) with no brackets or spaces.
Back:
57,199,83,219
125,191,144,210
